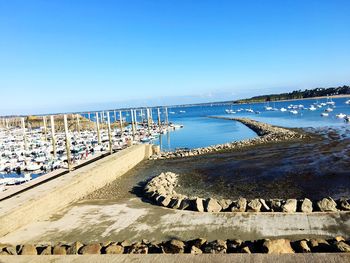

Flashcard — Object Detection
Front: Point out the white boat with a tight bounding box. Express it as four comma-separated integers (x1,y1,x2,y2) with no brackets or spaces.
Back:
140,136,155,143
280,108,287,112
246,109,254,113
290,110,298,115
326,97,335,105
25,163,41,171
309,106,317,111
321,113,329,117
225,109,236,114
336,113,347,119
169,111,176,114
179,110,186,113
264,106,273,111
345,100,350,105
170,124,184,129
325,107,333,112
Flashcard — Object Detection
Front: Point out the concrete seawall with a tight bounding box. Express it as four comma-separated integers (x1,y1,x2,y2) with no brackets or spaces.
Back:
0,144,153,237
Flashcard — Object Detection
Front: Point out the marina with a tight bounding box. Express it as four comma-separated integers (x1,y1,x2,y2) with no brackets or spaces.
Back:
1,0,350,259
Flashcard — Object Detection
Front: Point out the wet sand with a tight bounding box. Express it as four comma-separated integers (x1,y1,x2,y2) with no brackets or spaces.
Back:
85,126,350,201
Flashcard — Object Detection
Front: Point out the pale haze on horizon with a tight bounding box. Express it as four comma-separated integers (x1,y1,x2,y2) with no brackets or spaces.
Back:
0,0,349,115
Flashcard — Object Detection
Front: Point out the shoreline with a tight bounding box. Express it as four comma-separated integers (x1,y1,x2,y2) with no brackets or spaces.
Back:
152,117,309,160
233,94,350,105
143,172,350,213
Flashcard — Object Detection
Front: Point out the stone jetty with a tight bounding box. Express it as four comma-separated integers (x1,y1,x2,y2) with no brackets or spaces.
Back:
1,237,349,255
150,117,308,160
143,172,350,213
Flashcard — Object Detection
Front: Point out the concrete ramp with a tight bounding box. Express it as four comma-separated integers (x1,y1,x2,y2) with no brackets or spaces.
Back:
0,144,153,237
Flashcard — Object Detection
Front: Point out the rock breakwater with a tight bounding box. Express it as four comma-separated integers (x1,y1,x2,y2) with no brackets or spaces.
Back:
1,237,349,255
150,118,308,160
143,172,350,213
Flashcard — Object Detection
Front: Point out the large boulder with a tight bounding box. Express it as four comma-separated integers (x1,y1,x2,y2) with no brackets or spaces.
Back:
67,241,84,254
294,240,311,253
231,198,247,212
262,239,294,254
188,238,207,248
282,199,297,213
126,242,148,254
104,244,124,254
202,240,227,254
53,245,67,255
247,199,261,212
300,198,313,213
218,199,232,211
193,198,205,212
269,199,283,212
190,246,202,254
204,198,222,212
3,246,17,255
338,198,350,211
79,244,101,255
163,239,185,254
308,239,334,252
317,197,338,212
334,241,350,252
20,244,37,255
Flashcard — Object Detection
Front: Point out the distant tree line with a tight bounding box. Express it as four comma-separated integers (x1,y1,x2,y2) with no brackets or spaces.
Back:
234,85,350,104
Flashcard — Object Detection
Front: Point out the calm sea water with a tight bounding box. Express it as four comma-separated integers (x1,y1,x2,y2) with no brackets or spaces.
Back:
155,97,350,151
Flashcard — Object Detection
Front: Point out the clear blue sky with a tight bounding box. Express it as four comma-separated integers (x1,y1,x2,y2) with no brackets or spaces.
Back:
0,0,349,115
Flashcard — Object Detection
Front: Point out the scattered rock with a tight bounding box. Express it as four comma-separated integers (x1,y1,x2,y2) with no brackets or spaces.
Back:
282,199,297,213
317,197,338,212
247,199,261,212
339,198,350,211
218,199,232,211
204,198,222,212
104,244,124,254
202,240,227,254
67,241,84,254
193,198,205,212
163,239,185,254
52,245,66,255
334,241,350,252
335,236,345,242
3,246,17,255
79,244,101,255
308,239,334,252
262,239,294,254
38,246,52,255
20,244,37,255
269,199,283,212
127,242,148,254
231,198,247,212
301,198,313,213
188,238,207,249
190,246,202,254
293,240,311,253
